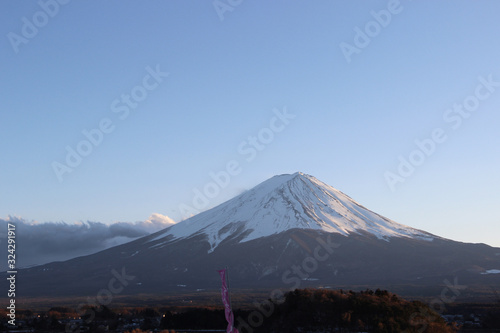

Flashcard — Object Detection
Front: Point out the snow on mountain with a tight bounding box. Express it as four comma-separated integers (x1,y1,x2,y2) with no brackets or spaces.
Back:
150,172,435,251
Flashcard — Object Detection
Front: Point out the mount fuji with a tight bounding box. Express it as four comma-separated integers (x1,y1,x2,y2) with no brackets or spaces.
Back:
6,172,500,299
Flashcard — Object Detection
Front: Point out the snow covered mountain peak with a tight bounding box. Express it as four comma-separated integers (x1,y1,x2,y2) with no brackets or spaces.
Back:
150,172,435,251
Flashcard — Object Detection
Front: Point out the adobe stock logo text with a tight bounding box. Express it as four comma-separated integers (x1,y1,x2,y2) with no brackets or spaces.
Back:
52,65,168,182
7,0,71,54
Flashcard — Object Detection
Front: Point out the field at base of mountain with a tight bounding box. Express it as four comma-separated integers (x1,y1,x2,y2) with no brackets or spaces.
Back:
10,284,500,311
3,288,500,333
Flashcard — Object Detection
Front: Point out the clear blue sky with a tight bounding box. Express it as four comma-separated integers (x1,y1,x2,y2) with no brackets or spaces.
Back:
2,1,500,247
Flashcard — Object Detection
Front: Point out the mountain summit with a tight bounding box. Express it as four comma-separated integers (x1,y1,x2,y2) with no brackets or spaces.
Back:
150,172,434,251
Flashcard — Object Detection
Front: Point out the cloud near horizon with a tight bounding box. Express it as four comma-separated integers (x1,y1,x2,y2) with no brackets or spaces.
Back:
0,214,177,271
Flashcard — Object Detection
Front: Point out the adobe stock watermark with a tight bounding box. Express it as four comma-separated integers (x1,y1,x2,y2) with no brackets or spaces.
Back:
213,0,243,21
236,233,340,333
52,64,169,182
385,74,499,192
402,277,466,333
177,107,296,218
339,0,404,64
65,267,135,333
7,0,71,54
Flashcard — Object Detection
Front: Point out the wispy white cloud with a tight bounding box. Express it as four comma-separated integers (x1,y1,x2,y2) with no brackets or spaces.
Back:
144,213,176,229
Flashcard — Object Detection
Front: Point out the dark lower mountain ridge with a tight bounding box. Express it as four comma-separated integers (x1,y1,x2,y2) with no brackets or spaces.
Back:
6,228,500,300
